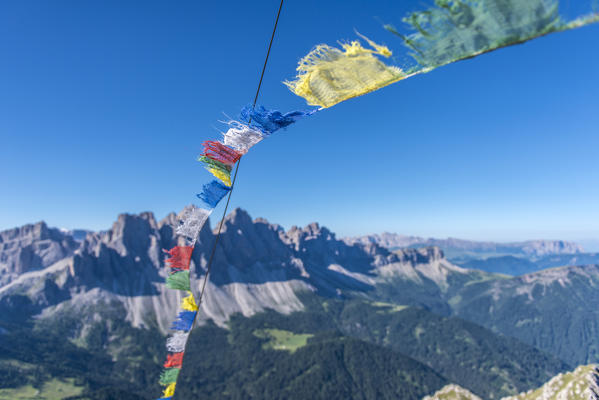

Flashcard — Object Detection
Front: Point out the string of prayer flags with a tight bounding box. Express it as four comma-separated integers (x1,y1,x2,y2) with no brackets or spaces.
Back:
159,254,193,399
155,105,315,400
155,2,598,397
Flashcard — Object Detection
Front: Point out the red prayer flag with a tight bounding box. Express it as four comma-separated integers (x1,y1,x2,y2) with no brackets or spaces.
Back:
164,246,193,271
201,141,241,166
164,352,184,368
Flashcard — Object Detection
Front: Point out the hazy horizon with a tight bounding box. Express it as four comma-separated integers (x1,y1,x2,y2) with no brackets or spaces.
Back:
6,206,599,251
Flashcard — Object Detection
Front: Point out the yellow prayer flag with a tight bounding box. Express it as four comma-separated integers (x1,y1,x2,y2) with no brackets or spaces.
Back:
208,167,232,187
181,292,198,312
163,383,176,398
284,34,405,108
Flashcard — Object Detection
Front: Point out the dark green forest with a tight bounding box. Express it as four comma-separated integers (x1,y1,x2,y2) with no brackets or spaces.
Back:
0,294,572,399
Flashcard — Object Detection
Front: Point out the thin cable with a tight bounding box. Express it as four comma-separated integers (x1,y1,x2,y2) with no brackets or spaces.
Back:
158,5,284,397
195,159,240,310
195,0,284,316
253,0,284,108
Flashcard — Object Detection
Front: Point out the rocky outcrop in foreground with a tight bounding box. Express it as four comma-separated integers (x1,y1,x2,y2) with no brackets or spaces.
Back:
502,365,599,400
426,365,599,400
423,384,482,400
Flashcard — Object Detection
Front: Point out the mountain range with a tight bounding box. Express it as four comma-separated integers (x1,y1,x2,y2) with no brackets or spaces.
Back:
1,208,598,399
343,232,585,257
344,232,599,276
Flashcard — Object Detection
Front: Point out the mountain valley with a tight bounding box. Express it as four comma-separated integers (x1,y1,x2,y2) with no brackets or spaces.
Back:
1,209,598,399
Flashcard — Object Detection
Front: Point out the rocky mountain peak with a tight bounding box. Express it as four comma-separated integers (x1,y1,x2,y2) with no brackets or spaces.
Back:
519,240,584,257
395,246,445,264
1,221,54,243
104,212,159,257
220,207,254,233
284,222,336,251
0,221,80,284
304,222,332,237
158,211,178,229
344,232,423,248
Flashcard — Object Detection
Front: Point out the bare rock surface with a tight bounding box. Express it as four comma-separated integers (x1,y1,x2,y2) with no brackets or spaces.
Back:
0,221,80,285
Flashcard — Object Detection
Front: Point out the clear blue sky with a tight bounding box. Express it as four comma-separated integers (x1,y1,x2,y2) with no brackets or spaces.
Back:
1,0,598,244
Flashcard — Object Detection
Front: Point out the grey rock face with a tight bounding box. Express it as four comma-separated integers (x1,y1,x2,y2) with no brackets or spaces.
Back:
425,366,599,400
0,208,452,332
500,364,599,400
0,221,80,285
344,232,425,249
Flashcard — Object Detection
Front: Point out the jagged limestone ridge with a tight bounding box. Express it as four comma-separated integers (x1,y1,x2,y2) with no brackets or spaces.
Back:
501,364,599,400
423,365,599,400
423,384,483,400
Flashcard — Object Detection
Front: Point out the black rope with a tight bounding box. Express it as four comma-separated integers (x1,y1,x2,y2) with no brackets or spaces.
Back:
252,0,284,108
195,0,285,317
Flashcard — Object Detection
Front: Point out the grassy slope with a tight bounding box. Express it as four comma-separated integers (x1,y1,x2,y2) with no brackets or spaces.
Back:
0,378,83,400
254,329,314,352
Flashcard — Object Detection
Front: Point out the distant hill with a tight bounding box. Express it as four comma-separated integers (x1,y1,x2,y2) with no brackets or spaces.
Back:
329,301,567,399
344,232,584,259
535,253,599,270
452,265,599,365
454,253,599,276
456,255,539,275
344,232,599,277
